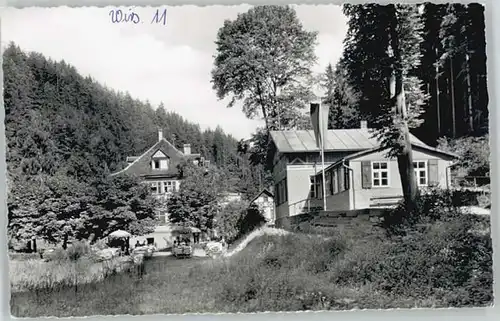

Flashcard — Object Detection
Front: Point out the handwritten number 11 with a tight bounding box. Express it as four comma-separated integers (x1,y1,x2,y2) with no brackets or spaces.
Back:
151,9,167,25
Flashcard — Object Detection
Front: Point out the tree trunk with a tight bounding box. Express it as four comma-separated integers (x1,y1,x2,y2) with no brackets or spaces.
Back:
390,74,419,208
465,51,474,133
435,47,441,136
450,56,457,138
388,7,418,209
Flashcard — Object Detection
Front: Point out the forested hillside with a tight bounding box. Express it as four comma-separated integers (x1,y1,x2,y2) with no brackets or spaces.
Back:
4,43,269,245
3,43,267,196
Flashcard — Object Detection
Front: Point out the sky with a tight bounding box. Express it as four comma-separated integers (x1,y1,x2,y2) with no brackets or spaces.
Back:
1,5,348,140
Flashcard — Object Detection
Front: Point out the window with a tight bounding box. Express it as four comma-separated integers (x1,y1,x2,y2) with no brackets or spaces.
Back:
158,211,167,225
151,156,169,170
150,182,159,194
413,161,428,186
163,181,176,193
372,162,389,187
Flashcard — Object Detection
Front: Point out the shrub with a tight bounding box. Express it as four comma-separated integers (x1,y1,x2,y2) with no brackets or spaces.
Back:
237,204,267,236
215,200,249,243
216,201,267,244
43,240,92,262
381,187,483,235
437,135,490,177
67,241,92,261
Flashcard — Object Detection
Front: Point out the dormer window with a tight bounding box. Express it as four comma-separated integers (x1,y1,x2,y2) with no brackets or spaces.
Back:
151,150,169,170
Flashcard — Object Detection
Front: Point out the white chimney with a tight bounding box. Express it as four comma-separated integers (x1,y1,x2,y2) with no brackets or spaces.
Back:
360,120,368,129
183,144,191,155
158,129,163,141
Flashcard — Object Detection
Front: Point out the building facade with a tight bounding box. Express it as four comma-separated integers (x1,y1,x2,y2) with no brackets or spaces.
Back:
312,144,456,212
249,189,275,226
268,122,456,227
111,129,205,248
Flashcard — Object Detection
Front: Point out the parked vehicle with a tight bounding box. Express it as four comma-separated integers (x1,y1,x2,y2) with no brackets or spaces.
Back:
172,241,193,258
171,226,201,259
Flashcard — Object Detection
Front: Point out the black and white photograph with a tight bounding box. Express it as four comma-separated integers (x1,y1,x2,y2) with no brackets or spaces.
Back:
1,2,494,317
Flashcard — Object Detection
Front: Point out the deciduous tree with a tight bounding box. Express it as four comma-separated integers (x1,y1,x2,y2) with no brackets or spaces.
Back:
211,5,318,131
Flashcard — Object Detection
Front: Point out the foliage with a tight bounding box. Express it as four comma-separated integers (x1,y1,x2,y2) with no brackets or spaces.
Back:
215,200,249,243
7,174,158,247
212,5,318,132
342,4,427,155
321,62,360,129
11,210,493,316
215,201,267,244
89,175,158,239
339,3,488,145
382,188,469,235
211,5,317,172
437,135,490,176
167,164,230,231
237,204,267,237
4,42,269,243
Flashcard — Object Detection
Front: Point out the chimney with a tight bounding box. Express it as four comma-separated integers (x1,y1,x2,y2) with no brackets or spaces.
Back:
158,129,163,141
360,120,368,129
183,144,191,155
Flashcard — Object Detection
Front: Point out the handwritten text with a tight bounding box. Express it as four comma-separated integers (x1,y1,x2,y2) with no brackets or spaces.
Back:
109,8,167,26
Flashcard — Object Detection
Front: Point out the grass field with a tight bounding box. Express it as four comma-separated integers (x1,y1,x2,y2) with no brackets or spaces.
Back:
10,212,493,317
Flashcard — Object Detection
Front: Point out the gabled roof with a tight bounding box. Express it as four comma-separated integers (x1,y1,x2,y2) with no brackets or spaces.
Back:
250,188,274,203
111,139,200,178
314,143,458,178
269,129,427,153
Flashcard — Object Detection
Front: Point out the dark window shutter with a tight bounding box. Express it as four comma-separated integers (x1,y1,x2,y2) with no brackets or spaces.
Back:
361,161,372,189
284,179,288,202
344,166,350,190
428,159,439,186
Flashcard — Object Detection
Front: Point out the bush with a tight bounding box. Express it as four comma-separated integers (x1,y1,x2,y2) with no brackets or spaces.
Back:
67,241,92,261
437,135,490,177
372,188,493,306
44,241,92,262
237,204,267,236
381,187,484,235
216,201,267,244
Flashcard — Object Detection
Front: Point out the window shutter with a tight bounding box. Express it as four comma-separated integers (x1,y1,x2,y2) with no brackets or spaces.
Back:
344,167,350,190
284,179,288,202
428,159,439,186
339,167,345,192
361,161,372,189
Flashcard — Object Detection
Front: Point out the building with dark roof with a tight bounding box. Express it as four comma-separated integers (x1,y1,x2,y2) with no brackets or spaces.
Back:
111,129,204,226
249,188,275,226
268,121,457,228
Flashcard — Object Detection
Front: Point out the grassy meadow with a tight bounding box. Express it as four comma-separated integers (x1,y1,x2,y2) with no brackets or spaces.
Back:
10,209,493,317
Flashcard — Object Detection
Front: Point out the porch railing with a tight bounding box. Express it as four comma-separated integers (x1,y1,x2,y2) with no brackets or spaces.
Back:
288,198,323,216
